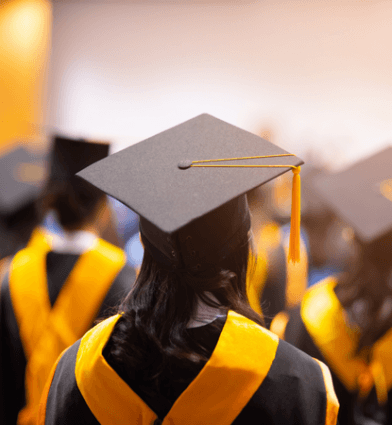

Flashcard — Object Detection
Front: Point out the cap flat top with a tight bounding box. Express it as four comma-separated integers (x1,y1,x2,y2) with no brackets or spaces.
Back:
313,146,392,242
77,114,303,233
51,136,109,180
0,147,47,214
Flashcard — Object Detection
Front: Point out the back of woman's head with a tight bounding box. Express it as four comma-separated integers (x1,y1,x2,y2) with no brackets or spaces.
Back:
46,136,110,231
47,177,106,231
106,233,263,393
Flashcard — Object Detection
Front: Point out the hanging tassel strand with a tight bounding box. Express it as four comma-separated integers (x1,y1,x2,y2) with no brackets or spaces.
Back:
288,166,301,263
180,153,302,263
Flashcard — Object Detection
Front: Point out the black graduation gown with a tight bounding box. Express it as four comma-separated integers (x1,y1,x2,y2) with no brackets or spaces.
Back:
39,310,339,425
0,241,136,425
277,277,392,425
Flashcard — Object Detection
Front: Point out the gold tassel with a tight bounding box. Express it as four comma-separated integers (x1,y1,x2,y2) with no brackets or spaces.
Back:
288,166,301,263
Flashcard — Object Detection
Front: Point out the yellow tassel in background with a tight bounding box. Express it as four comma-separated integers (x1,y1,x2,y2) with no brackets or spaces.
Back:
288,166,301,263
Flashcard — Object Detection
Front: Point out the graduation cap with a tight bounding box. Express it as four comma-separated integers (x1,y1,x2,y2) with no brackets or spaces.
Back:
313,146,392,243
0,146,48,258
300,164,332,219
50,136,109,182
77,114,303,274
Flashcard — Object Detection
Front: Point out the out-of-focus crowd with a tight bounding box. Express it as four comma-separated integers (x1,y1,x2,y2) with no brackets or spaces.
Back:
1,131,392,425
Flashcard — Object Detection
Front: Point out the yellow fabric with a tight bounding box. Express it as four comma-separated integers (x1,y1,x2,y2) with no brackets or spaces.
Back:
313,358,340,425
75,310,279,425
283,233,308,308
9,238,126,425
27,227,53,252
259,221,281,251
301,277,392,404
246,249,267,316
247,221,281,317
76,315,158,425
270,311,290,340
288,166,301,263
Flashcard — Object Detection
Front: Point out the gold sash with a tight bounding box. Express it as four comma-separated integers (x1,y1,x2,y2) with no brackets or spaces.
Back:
282,231,308,309
9,238,126,425
75,311,279,425
301,277,392,404
26,227,53,252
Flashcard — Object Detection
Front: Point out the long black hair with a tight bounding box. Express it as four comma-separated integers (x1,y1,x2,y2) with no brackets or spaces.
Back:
105,236,263,395
335,231,392,354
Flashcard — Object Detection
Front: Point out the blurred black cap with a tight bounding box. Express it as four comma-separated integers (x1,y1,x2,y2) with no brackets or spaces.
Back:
313,146,392,243
0,146,48,258
50,136,109,182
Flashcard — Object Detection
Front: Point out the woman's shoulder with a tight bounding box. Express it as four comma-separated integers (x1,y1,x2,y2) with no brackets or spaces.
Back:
234,337,339,425
39,339,100,424
38,316,120,425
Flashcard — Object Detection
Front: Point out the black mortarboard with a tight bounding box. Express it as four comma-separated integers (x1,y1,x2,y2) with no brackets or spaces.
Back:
0,146,48,258
0,146,47,215
77,113,303,273
313,146,392,243
50,136,109,181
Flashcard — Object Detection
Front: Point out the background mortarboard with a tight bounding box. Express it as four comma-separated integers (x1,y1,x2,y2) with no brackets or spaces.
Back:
0,146,48,258
77,114,303,271
50,136,109,182
0,146,47,215
313,146,392,243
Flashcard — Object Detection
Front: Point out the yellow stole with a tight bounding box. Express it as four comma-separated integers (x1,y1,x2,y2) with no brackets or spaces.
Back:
301,277,392,405
9,238,126,425
282,230,308,309
26,227,53,251
247,221,281,316
74,311,279,425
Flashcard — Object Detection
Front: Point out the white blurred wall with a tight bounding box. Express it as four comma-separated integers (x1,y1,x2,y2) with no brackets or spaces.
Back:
48,0,392,169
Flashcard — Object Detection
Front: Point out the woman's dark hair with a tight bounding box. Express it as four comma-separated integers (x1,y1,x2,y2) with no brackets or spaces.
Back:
106,236,263,396
45,176,106,231
335,232,392,354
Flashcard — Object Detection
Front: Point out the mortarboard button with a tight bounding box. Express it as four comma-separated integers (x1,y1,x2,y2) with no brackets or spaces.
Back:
178,160,192,170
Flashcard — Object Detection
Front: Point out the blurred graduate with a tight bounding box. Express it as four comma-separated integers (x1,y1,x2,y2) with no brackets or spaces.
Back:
271,147,392,425
0,145,47,264
39,114,338,425
0,136,136,425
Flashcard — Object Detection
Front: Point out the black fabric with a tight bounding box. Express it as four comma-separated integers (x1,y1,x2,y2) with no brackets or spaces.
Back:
44,340,100,425
46,252,79,306
50,136,109,182
235,339,327,425
43,316,333,425
139,196,251,274
0,270,27,424
261,243,287,329
285,307,392,425
0,253,134,424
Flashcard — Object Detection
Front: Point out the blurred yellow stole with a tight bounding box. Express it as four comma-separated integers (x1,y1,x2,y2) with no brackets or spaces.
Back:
301,277,392,405
27,227,53,251
9,238,126,425
74,311,279,425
